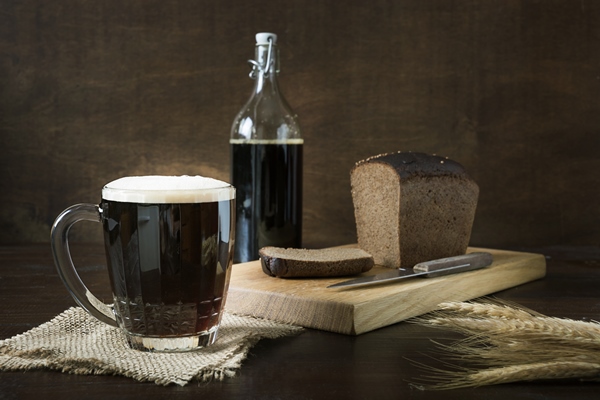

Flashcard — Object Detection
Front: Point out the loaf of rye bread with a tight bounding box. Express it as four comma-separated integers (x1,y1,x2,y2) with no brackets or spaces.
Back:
351,151,479,269
259,246,374,278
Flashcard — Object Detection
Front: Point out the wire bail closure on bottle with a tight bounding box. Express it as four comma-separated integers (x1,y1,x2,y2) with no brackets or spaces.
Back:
248,35,275,79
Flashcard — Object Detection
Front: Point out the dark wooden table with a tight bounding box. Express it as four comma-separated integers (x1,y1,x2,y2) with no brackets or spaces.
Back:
1,244,599,399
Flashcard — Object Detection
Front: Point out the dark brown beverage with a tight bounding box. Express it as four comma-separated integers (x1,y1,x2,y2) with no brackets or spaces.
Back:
100,176,236,352
230,141,302,263
101,199,234,338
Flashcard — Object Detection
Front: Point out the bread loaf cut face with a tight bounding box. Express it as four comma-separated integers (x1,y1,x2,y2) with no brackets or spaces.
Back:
351,152,479,268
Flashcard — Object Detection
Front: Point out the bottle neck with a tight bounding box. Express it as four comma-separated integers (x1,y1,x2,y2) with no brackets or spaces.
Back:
231,38,301,142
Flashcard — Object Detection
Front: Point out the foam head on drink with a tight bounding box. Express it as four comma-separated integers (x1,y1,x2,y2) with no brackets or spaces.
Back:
102,175,235,203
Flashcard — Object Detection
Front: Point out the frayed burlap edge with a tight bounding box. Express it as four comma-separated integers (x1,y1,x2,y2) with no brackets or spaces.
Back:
0,307,303,386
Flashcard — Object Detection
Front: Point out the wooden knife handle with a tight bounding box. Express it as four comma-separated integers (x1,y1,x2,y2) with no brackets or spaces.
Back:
413,252,494,278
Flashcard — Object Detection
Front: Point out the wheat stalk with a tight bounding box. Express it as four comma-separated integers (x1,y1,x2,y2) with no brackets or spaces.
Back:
425,316,600,348
409,298,600,389
412,361,600,390
436,299,543,320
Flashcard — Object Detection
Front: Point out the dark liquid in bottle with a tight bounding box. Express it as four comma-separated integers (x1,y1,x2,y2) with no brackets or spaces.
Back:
101,199,235,336
231,141,303,263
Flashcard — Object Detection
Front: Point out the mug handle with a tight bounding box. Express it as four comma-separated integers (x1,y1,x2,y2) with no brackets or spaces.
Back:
50,203,118,327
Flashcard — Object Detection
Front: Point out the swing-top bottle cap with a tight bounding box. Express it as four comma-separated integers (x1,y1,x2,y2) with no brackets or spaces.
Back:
256,32,277,45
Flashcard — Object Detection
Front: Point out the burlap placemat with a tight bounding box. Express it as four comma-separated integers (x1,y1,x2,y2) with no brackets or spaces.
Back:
0,307,303,386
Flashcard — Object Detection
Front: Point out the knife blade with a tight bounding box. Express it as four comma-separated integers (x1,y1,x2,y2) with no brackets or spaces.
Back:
327,252,493,289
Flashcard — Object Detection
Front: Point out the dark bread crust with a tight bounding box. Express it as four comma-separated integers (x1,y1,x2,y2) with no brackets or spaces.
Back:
353,151,468,181
259,247,374,278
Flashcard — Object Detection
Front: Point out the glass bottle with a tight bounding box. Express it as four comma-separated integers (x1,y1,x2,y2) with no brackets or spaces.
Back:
230,32,303,263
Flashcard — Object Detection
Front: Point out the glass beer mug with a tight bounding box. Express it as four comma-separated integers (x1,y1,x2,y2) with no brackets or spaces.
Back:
51,175,235,352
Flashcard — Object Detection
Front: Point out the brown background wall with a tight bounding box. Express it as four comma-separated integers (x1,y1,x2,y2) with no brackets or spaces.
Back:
1,0,599,249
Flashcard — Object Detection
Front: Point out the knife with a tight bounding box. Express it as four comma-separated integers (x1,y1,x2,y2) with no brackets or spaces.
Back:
327,252,493,289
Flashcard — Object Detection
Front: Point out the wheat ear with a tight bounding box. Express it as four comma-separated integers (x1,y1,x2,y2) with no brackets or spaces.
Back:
413,361,600,390
409,298,600,389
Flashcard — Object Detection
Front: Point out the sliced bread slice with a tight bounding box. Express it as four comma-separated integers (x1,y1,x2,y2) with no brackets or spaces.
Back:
259,246,374,278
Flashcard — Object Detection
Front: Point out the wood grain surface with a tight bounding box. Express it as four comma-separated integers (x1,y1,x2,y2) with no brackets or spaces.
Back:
1,1,599,248
227,247,547,334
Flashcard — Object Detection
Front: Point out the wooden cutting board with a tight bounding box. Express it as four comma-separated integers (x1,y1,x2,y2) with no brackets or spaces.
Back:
225,247,546,335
